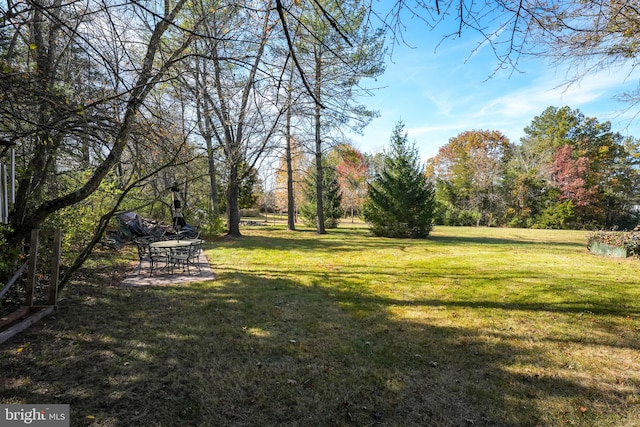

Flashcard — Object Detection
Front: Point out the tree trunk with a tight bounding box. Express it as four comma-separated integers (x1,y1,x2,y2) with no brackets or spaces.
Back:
194,65,220,217
208,145,219,215
286,88,296,231
227,163,241,236
314,50,326,234
201,101,219,215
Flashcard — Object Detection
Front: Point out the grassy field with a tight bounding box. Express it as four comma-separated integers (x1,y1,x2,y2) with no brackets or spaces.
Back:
1,225,639,426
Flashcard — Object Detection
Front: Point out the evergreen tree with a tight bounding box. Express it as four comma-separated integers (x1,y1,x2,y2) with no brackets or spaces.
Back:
238,162,261,210
300,163,344,229
363,121,435,238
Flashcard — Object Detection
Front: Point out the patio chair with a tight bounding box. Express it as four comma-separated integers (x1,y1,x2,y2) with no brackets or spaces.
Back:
149,246,169,275
135,237,166,275
134,238,152,274
187,241,203,273
169,246,191,274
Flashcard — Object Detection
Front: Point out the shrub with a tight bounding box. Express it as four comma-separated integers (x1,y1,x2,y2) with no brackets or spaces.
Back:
534,200,575,229
0,224,18,276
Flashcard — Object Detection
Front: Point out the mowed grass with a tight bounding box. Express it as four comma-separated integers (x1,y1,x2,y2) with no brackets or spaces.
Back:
1,225,639,426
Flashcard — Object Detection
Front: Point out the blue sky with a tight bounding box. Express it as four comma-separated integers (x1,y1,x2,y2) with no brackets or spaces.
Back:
349,10,640,162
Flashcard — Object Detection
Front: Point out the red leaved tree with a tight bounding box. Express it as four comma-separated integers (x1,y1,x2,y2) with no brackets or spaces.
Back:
551,145,597,210
335,145,368,222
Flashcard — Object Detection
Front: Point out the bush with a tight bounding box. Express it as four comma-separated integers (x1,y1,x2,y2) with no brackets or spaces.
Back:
0,224,18,276
201,216,227,237
534,200,575,229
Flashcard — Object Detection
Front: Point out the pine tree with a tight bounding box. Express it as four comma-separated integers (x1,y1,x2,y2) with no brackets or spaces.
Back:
300,163,344,229
363,121,435,238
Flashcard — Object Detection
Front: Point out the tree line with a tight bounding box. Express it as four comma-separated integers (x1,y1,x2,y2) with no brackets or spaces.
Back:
268,106,640,237
428,106,640,229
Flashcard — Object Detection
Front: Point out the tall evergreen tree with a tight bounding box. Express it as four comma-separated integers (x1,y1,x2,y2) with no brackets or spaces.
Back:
363,121,435,238
300,162,343,229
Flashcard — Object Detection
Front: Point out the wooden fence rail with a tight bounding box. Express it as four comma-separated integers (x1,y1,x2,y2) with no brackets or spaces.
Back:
0,228,62,344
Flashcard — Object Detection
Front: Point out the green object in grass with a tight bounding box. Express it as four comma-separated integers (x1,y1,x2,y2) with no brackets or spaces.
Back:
588,240,630,258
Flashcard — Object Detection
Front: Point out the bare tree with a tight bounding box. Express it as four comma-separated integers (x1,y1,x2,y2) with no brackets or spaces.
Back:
186,0,289,236
0,0,196,249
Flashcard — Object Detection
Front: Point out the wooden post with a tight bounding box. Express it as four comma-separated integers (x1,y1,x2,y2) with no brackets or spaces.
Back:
10,148,15,204
0,163,6,224
47,229,62,305
25,229,39,307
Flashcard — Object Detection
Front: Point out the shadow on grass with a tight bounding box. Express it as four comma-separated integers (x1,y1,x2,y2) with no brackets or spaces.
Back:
1,270,636,426
428,234,584,248
218,228,588,262
218,230,415,253
229,260,639,318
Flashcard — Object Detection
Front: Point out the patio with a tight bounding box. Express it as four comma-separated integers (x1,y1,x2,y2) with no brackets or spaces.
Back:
119,248,215,287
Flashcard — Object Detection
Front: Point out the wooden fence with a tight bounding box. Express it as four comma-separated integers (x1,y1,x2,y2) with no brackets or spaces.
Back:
0,228,62,344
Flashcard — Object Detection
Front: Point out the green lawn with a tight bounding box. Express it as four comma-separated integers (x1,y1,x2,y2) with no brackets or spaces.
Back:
1,225,639,426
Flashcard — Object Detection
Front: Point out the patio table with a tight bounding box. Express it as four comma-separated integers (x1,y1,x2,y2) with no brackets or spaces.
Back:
149,239,204,274
149,239,203,249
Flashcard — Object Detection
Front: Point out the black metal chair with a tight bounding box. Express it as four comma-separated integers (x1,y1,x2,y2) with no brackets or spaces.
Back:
135,236,166,275
169,246,191,274
188,241,203,273
134,238,152,274
149,246,169,275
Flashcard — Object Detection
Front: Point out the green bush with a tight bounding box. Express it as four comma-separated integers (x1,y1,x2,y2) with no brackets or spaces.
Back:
534,200,575,229
0,224,18,276
201,215,227,237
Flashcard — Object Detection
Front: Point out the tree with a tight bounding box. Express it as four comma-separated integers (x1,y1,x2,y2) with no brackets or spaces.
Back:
283,62,299,231
516,106,636,227
299,160,343,229
335,144,368,222
376,2,640,106
611,137,640,228
238,162,262,210
363,121,435,238
0,0,200,283
551,145,595,208
430,130,511,226
274,139,307,222
190,55,222,218
285,0,384,234
534,1,640,106
186,2,286,237
2,0,193,236
502,166,548,228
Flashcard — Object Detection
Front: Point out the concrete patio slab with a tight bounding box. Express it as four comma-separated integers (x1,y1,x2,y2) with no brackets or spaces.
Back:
119,251,215,287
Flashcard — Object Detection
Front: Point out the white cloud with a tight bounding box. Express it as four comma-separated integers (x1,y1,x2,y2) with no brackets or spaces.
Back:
350,25,640,162
480,65,637,118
